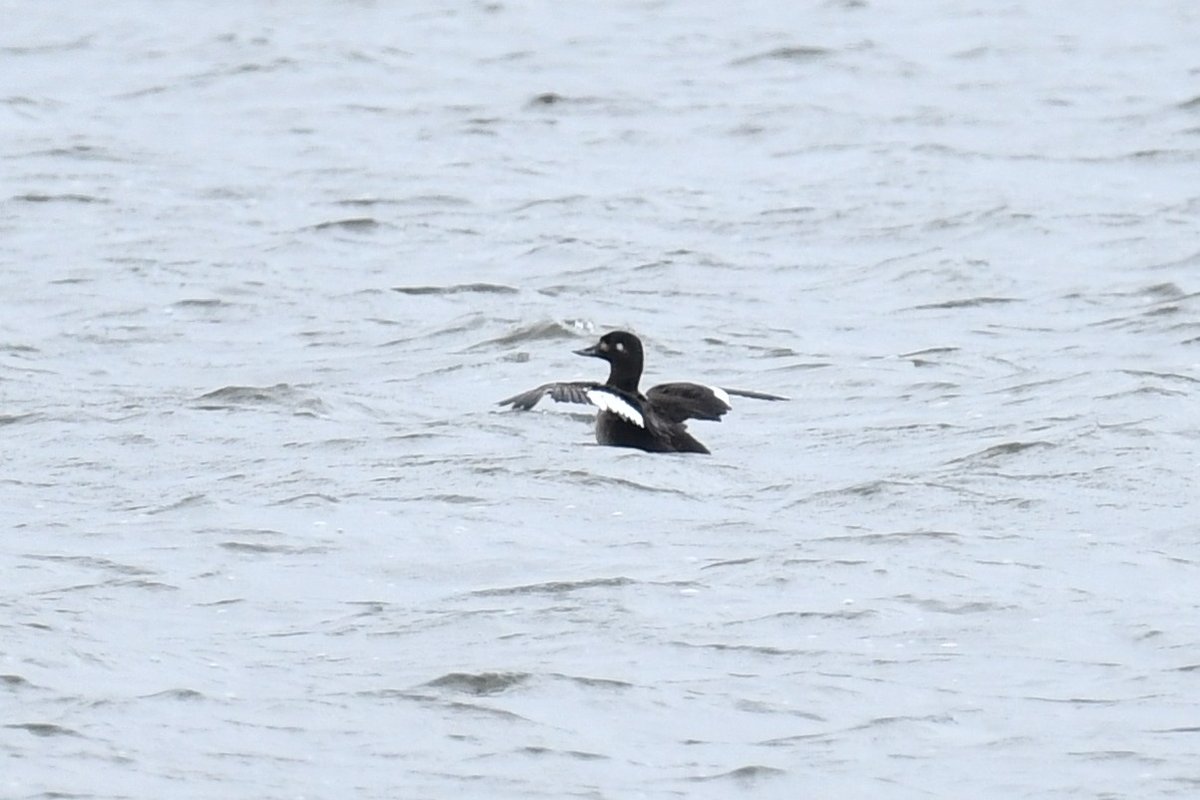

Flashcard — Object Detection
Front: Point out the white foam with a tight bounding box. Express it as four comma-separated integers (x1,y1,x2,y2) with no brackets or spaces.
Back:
585,388,644,428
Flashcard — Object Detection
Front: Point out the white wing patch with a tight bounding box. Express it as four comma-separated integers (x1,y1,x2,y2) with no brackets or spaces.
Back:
585,389,645,428
706,384,731,408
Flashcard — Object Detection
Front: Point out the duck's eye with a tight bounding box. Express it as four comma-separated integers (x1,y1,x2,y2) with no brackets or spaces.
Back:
615,342,625,352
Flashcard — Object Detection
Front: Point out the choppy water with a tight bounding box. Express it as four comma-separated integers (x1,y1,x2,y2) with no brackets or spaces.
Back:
3,2,1199,798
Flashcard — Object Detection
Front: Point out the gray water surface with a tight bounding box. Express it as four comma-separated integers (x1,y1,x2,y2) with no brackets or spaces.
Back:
3,2,1199,798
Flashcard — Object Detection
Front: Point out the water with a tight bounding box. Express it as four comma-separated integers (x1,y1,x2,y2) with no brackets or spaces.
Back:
3,1,1199,798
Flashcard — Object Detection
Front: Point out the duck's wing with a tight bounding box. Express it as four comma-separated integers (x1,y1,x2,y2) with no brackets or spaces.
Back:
647,382,790,423
581,385,648,428
499,382,650,428
497,381,598,411
645,382,733,423
723,387,790,402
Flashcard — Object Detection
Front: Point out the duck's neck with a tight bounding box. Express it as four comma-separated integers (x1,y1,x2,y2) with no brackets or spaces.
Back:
606,362,641,394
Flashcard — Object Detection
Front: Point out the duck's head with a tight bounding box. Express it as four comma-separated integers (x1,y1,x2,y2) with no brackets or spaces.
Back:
575,330,644,391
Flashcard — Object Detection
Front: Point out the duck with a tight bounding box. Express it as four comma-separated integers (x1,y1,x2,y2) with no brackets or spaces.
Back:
497,330,786,454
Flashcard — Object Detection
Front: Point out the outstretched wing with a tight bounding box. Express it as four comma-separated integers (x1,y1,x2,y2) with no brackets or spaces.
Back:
498,382,648,429
646,382,789,423
646,382,733,423
497,381,598,411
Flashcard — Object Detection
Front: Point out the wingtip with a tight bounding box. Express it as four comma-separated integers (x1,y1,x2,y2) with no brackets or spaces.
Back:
721,387,790,402
497,393,531,409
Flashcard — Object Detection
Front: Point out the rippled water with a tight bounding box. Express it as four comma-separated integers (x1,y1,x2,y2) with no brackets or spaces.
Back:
4,2,1199,798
